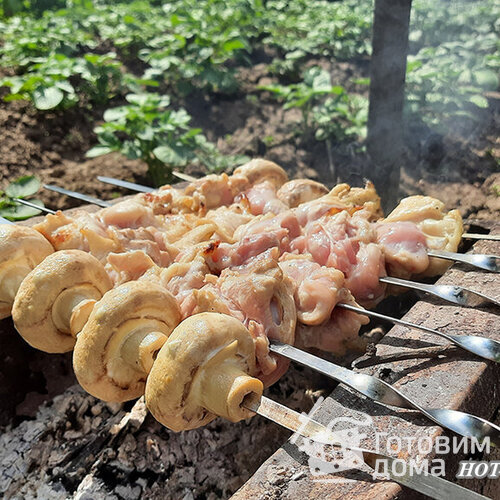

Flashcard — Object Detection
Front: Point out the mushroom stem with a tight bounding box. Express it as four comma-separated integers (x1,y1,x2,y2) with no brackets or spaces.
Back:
198,341,263,422
121,330,168,374
51,285,102,336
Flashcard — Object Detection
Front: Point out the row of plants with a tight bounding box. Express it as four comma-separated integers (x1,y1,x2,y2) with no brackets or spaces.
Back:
0,0,498,189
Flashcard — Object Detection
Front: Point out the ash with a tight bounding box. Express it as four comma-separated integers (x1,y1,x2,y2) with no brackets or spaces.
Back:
0,364,329,499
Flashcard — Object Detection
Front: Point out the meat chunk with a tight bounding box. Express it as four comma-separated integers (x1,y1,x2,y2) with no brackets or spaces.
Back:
278,254,345,325
376,221,429,279
99,200,158,229
237,181,288,215
187,249,296,387
383,195,462,276
295,290,369,355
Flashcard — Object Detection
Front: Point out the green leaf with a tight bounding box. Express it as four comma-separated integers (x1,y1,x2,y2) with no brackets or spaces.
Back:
153,145,188,166
104,107,129,122
32,86,64,110
222,39,245,52
5,176,40,198
0,200,44,221
469,94,489,108
474,69,499,90
86,146,113,158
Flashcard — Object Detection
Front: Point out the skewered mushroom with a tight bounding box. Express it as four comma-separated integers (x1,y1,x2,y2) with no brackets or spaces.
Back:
0,224,54,319
12,250,112,353
73,280,181,402
233,159,289,189
146,312,263,431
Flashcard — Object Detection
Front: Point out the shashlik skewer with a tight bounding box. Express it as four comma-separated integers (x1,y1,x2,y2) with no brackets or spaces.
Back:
169,169,498,244
97,174,500,303
0,161,290,318
15,198,56,214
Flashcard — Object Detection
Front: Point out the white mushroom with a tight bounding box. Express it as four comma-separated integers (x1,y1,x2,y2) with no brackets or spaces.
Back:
146,312,263,431
0,224,53,319
12,250,112,353
73,280,181,402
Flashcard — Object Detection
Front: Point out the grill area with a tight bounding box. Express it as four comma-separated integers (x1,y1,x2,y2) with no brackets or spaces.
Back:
0,195,498,498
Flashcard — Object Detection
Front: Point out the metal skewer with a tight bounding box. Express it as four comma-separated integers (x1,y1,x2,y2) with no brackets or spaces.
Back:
463,232,500,242
97,176,500,272
269,340,500,446
380,276,500,308
44,184,112,208
97,175,500,305
97,176,155,193
338,303,500,363
244,396,489,499
428,249,499,273
15,198,56,214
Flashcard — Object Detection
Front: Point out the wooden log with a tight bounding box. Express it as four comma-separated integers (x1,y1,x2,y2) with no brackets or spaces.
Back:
367,0,412,212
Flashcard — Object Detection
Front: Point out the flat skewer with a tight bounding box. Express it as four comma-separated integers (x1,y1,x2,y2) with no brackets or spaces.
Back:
338,303,500,363
167,174,500,246
97,176,155,193
95,175,500,304
244,396,489,500
44,184,112,208
269,340,500,446
15,198,56,215
380,276,500,309
463,232,500,242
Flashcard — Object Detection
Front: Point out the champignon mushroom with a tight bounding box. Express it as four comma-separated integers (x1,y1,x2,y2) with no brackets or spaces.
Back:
0,224,53,319
12,250,112,353
277,179,329,208
73,280,181,402
233,159,288,189
145,312,264,432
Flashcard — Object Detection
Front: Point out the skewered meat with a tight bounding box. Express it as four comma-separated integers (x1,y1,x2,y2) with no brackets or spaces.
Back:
382,195,463,276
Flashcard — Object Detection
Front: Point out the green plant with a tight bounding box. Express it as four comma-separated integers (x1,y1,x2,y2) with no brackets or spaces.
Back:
87,93,246,186
260,67,345,131
0,176,45,220
313,94,368,142
405,0,500,130
0,52,155,110
260,66,367,143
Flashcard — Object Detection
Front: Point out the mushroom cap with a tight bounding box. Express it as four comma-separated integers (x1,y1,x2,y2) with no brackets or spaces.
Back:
233,159,288,189
12,250,112,353
0,224,53,319
146,312,262,432
73,280,181,402
277,179,329,208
